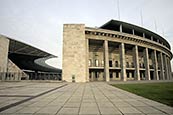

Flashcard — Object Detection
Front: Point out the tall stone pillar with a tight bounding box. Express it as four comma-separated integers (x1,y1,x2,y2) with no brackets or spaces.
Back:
113,72,116,80
62,24,86,82
169,59,172,80
133,45,140,80
120,43,126,81
91,71,94,81
168,58,172,80
166,57,170,80
144,48,150,80
167,57,172,80
104,40,109,82
159,52,164,80
86,38,89,82
163,54,169,80
0,35,9,81
153,50,159,80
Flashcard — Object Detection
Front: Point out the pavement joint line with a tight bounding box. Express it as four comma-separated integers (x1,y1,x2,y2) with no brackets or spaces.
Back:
113,89,148,114
140,100,170,114
0,82,172,115
33,84,73,114
18,84,70,114
106,84,169,115
78,83,85,115
0,83,68,112
108,84,170,114
0,95,33,97
94,83,123,115
36,84,71,108
121,94,165,114
107,84,147,114
55,83,80,115
0,83,37,90
90,83,101,115
0,85,26,90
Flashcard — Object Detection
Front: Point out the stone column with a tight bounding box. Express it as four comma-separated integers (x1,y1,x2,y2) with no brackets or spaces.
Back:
166,57,170,80
163,54,169,80
169,59,172,80
112,60,115,67
168,58,172,80
120,43,126,81
133,45,140,80
113,72,116,80
91,71,94,81
167,57,172,80
144,48,150,80
129,72,132,79
0,67,1,80
101,72,104,81
153,50,159,80
86,38,89,82
119,72,121,80
159,52,164,80
104,40,109,81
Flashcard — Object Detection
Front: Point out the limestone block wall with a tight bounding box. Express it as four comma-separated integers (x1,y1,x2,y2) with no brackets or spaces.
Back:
63,24,86,82
0,35,9,80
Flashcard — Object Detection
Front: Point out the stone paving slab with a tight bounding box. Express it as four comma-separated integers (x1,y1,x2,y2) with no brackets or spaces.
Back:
0,82,67,113
99,107,121,115
79,107,100,115
0,82,172,115
59,107,79,114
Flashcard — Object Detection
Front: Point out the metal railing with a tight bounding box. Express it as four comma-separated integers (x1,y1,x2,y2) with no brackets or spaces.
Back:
0,71,61,81
0,72,28,80
26,72,61,80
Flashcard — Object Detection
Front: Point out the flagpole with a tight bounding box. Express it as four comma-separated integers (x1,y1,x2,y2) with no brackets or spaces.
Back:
117,0,120,20
140,10,143,26
154,19,157,32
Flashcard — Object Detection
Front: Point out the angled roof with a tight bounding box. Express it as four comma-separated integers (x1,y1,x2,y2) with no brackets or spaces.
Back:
1,35,61,73
9,38,54,57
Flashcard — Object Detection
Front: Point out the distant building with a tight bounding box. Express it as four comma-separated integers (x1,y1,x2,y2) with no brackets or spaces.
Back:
0,35,61,81
62,20,172,82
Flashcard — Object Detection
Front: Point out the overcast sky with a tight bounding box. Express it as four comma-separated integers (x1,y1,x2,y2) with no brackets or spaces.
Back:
0,0,173,70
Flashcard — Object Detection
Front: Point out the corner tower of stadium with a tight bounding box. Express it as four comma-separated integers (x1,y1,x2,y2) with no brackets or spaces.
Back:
62,20,172,82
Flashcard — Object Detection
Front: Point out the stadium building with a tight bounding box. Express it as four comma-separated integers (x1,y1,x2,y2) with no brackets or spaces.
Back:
63,20,172,82
0,35,61,81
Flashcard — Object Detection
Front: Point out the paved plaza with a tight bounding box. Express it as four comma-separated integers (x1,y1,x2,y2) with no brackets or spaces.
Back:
0,82,172,115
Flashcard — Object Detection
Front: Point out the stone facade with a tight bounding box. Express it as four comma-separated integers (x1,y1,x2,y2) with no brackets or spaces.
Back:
62,24,87,82
62,20,173,82
0,35,9,80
